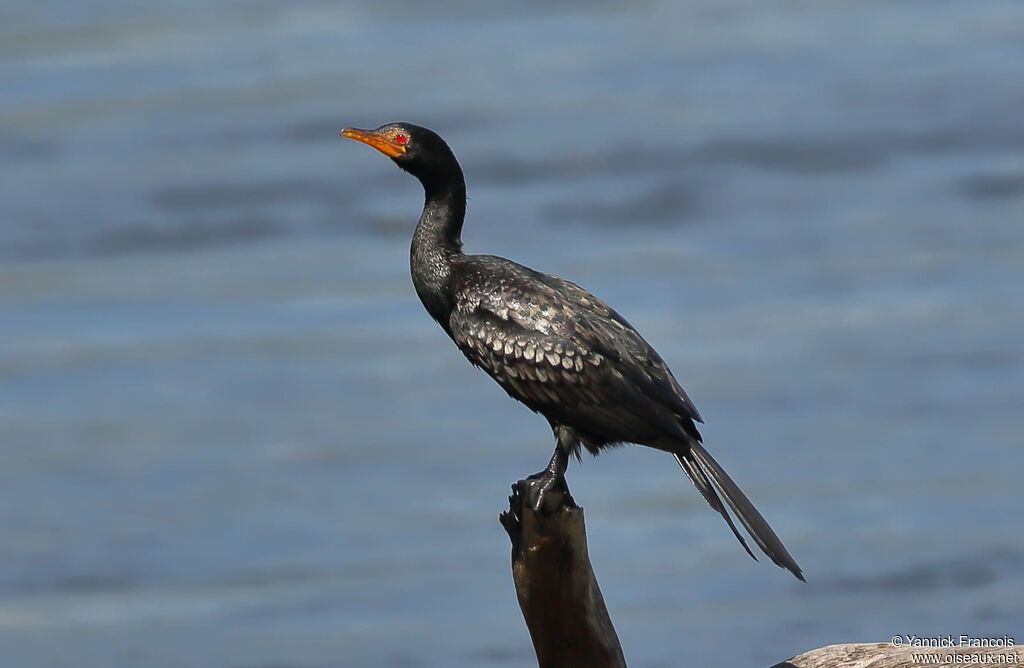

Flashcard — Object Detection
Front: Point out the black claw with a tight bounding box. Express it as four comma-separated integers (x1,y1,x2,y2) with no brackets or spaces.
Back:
524,470,568,513
522,442,572,513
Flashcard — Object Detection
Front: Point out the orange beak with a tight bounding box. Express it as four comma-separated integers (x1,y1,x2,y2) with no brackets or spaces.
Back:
340,127,406,158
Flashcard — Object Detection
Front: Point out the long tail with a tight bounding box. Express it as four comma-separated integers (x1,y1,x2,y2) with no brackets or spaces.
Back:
674,440,804,581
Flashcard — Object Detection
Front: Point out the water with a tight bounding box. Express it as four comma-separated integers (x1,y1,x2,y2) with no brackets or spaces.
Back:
2,1,1023,666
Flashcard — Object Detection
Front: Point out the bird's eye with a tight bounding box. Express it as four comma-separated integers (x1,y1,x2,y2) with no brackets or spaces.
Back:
394,133,408,145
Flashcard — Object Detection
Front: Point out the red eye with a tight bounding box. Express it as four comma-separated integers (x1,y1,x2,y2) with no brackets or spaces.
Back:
394,133,408,145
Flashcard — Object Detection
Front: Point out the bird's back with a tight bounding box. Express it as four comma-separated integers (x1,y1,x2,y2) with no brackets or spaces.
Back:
446,254,703,452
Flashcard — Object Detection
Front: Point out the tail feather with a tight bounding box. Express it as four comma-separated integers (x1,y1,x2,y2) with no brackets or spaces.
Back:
676,441,804,582
673,452,756,561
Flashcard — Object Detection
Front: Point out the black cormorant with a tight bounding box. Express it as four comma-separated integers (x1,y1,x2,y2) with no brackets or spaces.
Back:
341,123,803,581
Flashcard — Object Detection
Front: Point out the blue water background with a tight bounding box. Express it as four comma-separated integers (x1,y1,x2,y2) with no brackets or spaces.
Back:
1,1,1022,666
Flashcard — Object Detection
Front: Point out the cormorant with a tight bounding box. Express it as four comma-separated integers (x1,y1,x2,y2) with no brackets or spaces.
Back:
341,123,803,581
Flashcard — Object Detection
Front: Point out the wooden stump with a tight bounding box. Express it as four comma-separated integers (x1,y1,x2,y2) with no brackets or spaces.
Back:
499,478,626,668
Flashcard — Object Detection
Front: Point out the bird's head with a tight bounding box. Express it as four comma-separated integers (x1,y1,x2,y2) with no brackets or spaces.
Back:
340,122,459,187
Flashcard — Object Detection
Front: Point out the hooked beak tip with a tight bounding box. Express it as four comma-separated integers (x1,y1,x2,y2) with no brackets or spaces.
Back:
339,127,406,158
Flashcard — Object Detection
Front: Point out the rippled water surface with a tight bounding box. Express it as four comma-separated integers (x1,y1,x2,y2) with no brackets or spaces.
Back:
2,1,1023,666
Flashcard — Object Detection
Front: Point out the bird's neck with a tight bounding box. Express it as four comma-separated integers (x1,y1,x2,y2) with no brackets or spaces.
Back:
410,171,465,323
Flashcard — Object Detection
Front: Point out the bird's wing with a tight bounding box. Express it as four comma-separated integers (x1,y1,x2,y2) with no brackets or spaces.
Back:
448,286,609,412
449,256,703,430
545,274,704,425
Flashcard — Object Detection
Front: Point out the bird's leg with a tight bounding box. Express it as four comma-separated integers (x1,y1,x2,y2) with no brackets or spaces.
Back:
525,442,570,512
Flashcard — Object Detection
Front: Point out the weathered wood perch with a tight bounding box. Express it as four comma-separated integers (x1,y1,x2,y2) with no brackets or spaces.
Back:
499,476,1021,668
499,477,626,668
773,643,1021,667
